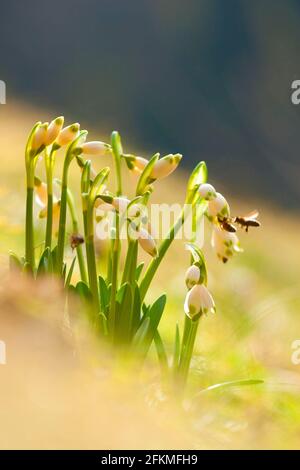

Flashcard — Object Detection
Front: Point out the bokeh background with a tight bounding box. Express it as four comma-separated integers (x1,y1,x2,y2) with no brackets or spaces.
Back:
0,0,300,450
2,0,300,207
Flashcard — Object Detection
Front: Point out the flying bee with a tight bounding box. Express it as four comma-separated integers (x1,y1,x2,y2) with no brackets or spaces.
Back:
70,233,84,250
217,216,237,233
234,210,260,232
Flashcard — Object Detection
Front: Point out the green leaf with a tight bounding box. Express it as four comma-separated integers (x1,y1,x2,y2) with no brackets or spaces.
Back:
198,379,264,395
99,276,110,314
37,247,52,276
135,262,144,281
9,252,23,272
75,281,93,303
23,261,33,276
132,316,151,348
131,283,141,336
173,323,181,371
65,257,76,288
187,161,208,193
132,294,167,361
136,153,159,196
154,330,169,375
116,282,133,343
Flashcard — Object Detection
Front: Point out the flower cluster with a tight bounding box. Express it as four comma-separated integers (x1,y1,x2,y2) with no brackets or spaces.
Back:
11,115,260,393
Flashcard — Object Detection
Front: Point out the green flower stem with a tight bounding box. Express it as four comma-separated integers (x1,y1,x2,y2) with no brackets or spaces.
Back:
56,158,70,274
85,205,101,318
66,188,87,284
121,237,137,285
25,184,35,269
139,202,192,302
109,212,120,338
45,148,56,250
177,316,199,393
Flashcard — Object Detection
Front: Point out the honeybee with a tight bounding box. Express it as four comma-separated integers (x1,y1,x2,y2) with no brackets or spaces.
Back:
234,210,260,232
70,233,84,250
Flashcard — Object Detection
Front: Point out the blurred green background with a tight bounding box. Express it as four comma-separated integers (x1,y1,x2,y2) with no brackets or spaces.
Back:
1,0,300,207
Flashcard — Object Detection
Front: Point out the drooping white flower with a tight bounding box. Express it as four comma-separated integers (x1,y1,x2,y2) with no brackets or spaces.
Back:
80,141,109,156
211,225,242,263
184,284,215,320
55,123,80,147
39,200,61,235
31,122,48,152
185,264,201,290
198,183,217,201
44,116,64,146
112,197,130,213
207,192,230,217
150,154,182,180
137,228,158,257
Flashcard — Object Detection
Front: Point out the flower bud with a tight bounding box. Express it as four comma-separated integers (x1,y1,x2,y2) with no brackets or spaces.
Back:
150,154,182,180
185,264,201,290
198,183,217,201
81,141,109,156
55,123,80,147
138,228,158,257
130,156,149,174
211,226,242,263
184,284,215,320
31,122,48,152
44,116,64,146
207,192,230,217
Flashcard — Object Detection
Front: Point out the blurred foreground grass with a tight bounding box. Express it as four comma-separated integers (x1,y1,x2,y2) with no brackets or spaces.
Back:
0,102,300,449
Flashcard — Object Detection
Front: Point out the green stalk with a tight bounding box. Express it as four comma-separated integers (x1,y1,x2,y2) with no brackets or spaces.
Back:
109,212,120,337
56,158,69,274
177,316,199,393
25,121,42,270
121,237,137,285
45,148,56,250
56,131,88,275
85,205,100,317
25,183,35,269
139,206,187,302
139,190,198,302
66,188,87,284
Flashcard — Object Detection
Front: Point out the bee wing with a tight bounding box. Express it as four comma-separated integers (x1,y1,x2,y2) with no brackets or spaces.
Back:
243,210,259,220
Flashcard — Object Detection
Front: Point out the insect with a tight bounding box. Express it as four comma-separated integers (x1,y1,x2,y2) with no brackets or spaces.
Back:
234,210,260,232
217,216,237,233
70,233,84,250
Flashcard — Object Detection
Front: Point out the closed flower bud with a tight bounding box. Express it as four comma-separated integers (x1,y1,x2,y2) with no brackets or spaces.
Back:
198,183,217,201
150,154,182,180
138,228,158,257
80,141,109,156
211,226,242,263
31,122,48,152
44,116,64,146
184,284,215,320
185,264,201,290
131,156,149,174
207,192,230,217
55,123,80,147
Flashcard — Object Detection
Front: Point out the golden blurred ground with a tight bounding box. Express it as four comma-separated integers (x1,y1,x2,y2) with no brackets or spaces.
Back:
0,102,300,449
